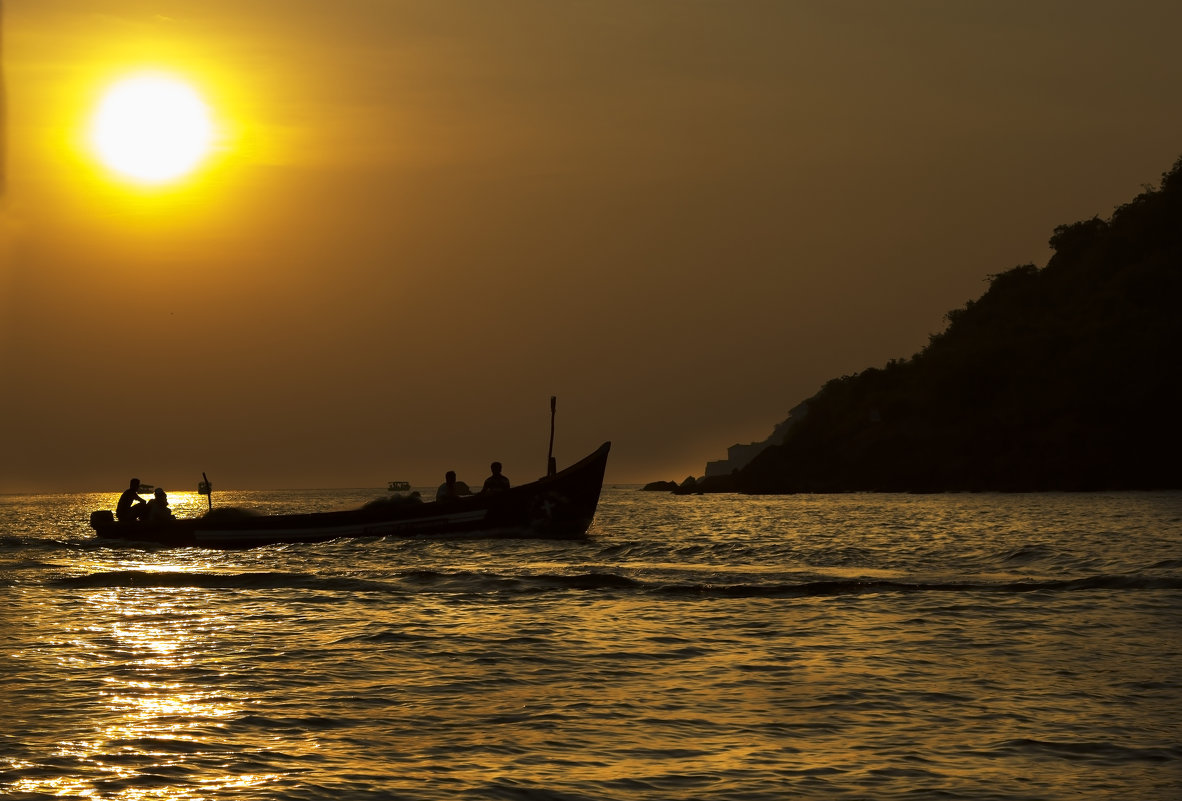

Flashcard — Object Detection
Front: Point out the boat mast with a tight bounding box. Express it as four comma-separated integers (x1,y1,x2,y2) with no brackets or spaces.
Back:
198,472,213,511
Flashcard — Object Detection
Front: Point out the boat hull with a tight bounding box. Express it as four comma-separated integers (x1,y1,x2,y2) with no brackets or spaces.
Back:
90,442,611,548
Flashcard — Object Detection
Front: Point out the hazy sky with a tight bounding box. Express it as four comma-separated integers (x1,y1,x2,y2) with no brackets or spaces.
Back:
2,1,1181,492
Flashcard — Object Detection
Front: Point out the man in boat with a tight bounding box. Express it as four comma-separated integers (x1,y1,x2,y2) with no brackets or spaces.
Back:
116,478,147,522
144,488,175,524
481,462,510,494
436,471,472,501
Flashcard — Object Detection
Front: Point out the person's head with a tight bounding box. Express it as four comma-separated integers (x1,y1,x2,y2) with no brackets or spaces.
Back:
445,470,457,484
154,488,167,502
130,478,140,490
490,462,502,475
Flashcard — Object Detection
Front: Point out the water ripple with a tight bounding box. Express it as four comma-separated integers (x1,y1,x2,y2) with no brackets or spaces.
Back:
2,489,1180,800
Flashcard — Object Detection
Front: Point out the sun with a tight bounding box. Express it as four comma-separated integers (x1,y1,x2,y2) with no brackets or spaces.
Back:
90,73,215,184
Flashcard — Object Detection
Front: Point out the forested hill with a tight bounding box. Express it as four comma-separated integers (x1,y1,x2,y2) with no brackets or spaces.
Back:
715,156,1182,493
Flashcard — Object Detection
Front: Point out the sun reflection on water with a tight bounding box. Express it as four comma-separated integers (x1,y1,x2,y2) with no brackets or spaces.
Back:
7,489,1178,799
8,585,283,799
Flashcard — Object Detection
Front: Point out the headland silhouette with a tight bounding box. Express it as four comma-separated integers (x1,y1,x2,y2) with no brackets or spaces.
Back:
657,155,1182,494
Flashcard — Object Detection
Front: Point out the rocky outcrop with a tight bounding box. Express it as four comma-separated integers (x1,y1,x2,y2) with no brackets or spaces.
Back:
641,480,680,492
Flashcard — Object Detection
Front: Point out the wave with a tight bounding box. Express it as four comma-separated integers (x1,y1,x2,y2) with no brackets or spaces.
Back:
46,568,643,594
44,568,1182,597
652,574,1182,598
0,534,90,549
990,737,1182,763
1147,557,1182,570
49,570,394,592
1000,543,1058,563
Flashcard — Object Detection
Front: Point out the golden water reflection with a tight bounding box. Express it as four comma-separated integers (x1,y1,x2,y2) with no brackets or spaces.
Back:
11,585,283,799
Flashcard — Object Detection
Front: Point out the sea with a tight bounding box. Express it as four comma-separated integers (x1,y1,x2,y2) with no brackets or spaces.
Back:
2,487,1180,800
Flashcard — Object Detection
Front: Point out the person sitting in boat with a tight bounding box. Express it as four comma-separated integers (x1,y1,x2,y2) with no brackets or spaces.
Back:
436,471,472,501
143,488,175,524
481,462,510,494
116,478,147,522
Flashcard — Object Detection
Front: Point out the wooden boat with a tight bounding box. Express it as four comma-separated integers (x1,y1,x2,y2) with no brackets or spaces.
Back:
89,442,611,548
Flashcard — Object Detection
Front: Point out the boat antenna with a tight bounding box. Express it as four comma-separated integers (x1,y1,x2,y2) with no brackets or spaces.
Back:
198,472,213,511
547,396,557,477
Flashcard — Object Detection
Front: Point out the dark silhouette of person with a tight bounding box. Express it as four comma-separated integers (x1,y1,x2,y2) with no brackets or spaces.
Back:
116,478,147,522
481,462,510,494
144,488,174,524
436,470,471,501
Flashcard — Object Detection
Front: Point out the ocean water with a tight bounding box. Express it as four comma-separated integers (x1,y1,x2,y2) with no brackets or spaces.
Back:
2,487,1180,800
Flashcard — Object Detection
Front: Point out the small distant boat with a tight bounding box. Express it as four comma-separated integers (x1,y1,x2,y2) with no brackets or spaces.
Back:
89,442,611,549
387,481,411,492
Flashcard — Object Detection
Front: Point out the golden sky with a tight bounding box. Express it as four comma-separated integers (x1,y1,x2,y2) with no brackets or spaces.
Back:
2,1,1182,491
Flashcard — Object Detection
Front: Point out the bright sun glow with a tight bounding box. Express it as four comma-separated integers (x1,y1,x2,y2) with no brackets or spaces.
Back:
90,73,215,184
